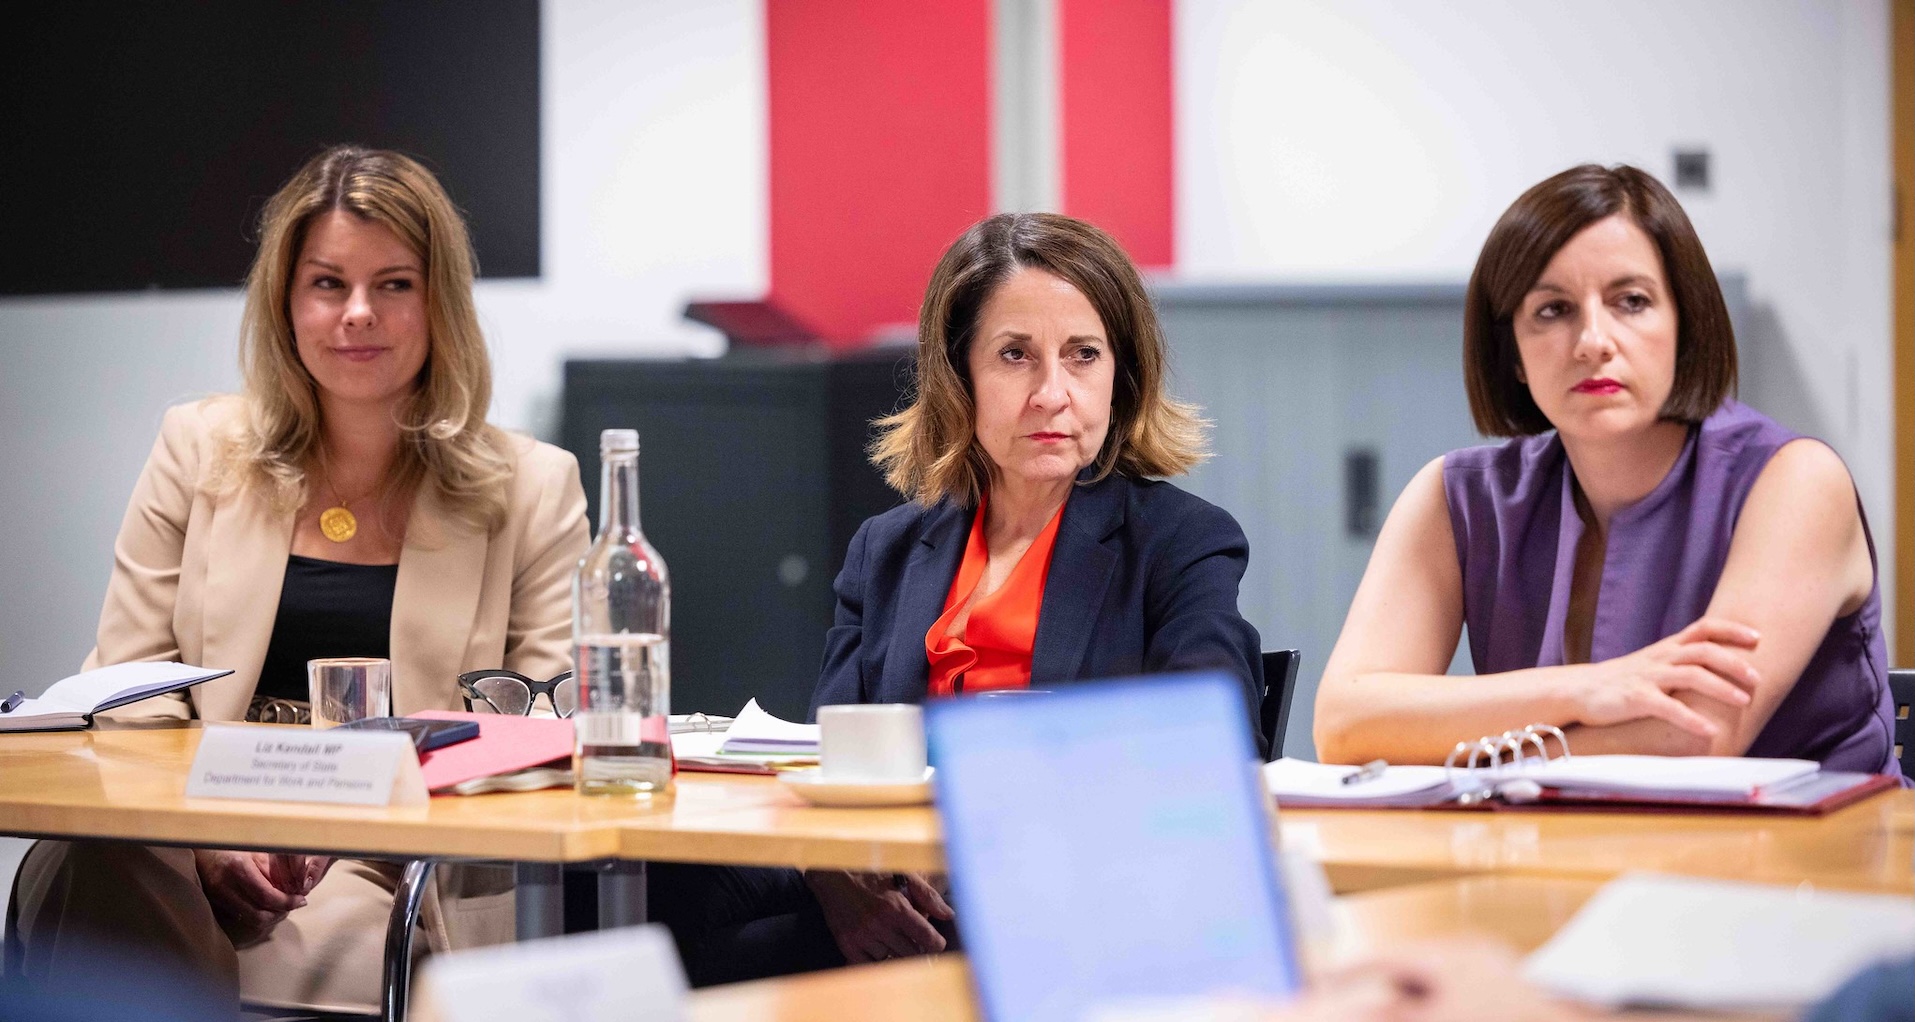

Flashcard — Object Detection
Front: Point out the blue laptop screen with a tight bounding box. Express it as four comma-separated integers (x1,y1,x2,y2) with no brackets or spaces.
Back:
928,672,1302,1022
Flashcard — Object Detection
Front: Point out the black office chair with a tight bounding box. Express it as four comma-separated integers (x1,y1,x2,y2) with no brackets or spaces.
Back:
1258,649,1301,761
1888,668,1914,782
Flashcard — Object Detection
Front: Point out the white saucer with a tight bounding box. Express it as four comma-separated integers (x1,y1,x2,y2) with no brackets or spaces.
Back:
777,767,935,807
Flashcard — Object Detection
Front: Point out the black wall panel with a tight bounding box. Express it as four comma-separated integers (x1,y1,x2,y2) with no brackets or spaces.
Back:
1,1,539,296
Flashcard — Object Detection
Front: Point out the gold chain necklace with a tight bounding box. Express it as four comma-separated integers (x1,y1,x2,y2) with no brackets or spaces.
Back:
316,452,380,544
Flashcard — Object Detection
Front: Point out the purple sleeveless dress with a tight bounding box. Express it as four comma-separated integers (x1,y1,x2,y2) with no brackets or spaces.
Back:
1442,401,1897,773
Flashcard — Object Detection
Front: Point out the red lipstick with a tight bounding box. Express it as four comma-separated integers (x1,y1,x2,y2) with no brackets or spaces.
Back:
1572,378,1623,395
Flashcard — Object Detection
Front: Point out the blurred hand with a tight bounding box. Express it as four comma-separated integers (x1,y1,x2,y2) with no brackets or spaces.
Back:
266,853,334,898
805,870,953,964
194,849,308,946
1568,616,1760,739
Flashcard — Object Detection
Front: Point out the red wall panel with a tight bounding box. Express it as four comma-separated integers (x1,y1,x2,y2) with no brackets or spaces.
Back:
1058,0,1175,269
766,0,995,346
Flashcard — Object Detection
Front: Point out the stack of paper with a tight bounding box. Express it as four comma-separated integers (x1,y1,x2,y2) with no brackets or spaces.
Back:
671,700,820,774
717,699,820,756
1525,873,1915,1010
1263,755,1845,810
1524,755,1819,798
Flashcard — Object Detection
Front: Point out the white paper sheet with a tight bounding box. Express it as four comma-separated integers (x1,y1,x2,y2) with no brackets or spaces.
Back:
1525,873,1915,1010
1261,758,1454,806
717,698,820,753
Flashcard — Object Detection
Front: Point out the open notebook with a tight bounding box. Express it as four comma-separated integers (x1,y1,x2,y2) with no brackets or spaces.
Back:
0,662,233,732
1264,754,1895,812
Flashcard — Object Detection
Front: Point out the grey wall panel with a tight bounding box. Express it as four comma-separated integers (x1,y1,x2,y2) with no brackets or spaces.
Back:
1157,285,1479,758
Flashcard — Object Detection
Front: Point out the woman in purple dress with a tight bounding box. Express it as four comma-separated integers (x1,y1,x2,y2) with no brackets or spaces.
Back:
1313,165,1897,773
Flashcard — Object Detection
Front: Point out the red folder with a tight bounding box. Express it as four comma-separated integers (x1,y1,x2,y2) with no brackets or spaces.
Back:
411,711,574,793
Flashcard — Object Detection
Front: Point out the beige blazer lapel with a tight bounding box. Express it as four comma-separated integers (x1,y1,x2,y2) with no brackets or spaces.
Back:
196,487,294,722
391,482,488,714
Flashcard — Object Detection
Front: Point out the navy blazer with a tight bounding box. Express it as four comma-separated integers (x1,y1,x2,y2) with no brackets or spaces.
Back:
810,472,1266,755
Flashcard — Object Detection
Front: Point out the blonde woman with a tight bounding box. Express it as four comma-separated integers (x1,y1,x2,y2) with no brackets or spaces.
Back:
6,146,589,1015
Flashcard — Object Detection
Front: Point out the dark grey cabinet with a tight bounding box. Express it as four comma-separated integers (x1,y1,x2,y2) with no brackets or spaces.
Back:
561,352,913,721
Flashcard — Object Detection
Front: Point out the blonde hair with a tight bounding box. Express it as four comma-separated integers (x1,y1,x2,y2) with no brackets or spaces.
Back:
219,145,511,529
872,212,1207,507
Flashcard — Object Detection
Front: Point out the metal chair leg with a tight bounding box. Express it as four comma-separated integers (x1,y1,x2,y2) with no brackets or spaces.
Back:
381,858,435,1022
596,860,648,928
514,862,565,940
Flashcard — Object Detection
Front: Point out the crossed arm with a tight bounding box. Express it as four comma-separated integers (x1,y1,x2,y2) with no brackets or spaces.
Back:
1312,441,1872,765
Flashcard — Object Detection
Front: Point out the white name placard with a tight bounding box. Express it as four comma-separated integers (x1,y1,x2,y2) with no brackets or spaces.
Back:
423,924,689,1022
186,725,428,807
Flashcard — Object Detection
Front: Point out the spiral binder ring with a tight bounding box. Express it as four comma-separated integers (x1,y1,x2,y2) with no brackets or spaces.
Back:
1443,723,1573,803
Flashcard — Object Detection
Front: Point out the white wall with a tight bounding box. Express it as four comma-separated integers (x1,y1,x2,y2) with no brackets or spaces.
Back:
1175,0,1899,643
482,0,766,438
1,0,1901,691
0,0,767,692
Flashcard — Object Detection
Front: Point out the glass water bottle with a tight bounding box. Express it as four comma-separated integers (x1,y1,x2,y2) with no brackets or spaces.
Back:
572,428,672,796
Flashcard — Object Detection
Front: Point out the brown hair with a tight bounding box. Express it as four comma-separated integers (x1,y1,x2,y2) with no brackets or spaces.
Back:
1463,164,1737,437
219,145,511,529
871,213,1207,507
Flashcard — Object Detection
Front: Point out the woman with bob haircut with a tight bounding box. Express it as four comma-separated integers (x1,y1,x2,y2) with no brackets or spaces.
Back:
828,213,1261,712
651,212,1264,985
1313,164,1897,776
7,146,590,1014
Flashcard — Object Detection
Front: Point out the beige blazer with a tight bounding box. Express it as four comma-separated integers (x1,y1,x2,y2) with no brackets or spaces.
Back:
79,396,590,971
89,396,590,719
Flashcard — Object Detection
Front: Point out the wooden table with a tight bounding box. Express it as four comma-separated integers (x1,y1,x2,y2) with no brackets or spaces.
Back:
9,724,1883,1022
0,720,947,955
3,721,1907,895
1285,794,1915,895
0,721,936,871
0,721,628,862
615,777,944,873
607,779,1915,895
688,876,1777,1022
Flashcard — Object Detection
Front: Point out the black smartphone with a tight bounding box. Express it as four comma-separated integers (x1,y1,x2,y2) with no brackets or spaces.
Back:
335,716,480,754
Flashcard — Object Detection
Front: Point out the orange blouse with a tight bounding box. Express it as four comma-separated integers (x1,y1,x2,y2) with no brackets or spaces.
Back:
925,496,1067,697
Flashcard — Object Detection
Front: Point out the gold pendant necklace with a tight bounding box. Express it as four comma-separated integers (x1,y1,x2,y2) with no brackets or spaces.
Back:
319,505,359,543
317,453,377,544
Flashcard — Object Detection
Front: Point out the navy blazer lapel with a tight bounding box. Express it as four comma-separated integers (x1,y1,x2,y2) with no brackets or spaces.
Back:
881,500,972,701
1031,476,1124,683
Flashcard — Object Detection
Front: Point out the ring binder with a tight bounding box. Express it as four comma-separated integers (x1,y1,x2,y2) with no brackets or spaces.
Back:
1265,726,1892,813
668,712,735,736
1444,724,1572,803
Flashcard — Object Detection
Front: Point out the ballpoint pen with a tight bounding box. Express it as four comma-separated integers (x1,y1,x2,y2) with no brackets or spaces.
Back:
1340,758,1389,786
0,690,25,713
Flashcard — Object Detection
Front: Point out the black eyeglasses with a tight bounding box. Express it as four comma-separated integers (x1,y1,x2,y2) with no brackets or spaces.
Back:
458,669,577,718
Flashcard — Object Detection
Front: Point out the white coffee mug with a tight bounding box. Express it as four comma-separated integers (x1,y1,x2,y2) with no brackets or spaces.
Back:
817,704,927,782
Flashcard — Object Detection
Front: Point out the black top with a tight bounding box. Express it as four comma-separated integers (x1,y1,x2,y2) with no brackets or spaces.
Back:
254,554,399,703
